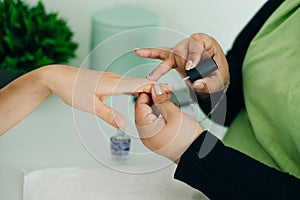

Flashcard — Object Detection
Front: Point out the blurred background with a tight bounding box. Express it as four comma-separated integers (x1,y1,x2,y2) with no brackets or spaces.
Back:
28,0,267,67
1,1,269,199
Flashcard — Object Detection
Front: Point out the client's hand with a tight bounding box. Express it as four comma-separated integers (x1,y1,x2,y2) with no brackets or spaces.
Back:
47,65,156,129
134,83,203,163
135,33,229,95
0,65,156,135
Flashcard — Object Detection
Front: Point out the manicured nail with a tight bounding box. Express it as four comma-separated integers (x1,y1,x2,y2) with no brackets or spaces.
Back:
193,82,204,90
154,83,164,95
186,60,193,71
134,48,141,51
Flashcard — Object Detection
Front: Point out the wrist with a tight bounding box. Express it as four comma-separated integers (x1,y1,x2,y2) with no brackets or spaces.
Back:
23,66,54,99
36,65,58,95
175,130,209,165
174,127,204,165
38,64,75,96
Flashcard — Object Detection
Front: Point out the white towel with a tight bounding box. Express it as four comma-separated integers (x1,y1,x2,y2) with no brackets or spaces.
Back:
23,167,208,200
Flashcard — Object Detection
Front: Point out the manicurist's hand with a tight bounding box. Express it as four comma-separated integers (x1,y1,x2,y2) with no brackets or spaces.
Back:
0,65,155,135
135,33,229,95
134,83,203,163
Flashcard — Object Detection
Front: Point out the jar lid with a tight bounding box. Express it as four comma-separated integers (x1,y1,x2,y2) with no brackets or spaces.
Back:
92,5,159,28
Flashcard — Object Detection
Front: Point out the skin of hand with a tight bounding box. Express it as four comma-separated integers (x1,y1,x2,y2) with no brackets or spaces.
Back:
135,33,229,95
134,83,203,163
0,64,156,135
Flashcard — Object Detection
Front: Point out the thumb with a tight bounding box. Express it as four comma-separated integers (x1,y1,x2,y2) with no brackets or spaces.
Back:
151,83,178,120
95,100,127,129
152,83,169,105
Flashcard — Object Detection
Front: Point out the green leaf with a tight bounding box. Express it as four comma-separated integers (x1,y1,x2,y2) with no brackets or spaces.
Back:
0,0,78,73
3,36,14,51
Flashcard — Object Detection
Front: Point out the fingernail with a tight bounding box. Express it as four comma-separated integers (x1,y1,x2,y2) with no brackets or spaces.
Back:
154,83,164,95
186,60,193,71
135,48,148,56
194,82,204,90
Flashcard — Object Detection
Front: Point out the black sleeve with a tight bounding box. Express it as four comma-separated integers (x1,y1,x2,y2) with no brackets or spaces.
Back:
197,0,284,126
174,131,300,200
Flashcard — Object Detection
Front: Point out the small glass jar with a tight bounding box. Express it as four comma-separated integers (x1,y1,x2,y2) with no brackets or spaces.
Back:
110,129,131,160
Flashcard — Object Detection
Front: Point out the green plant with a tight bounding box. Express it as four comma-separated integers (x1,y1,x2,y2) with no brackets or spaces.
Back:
0,0,78,73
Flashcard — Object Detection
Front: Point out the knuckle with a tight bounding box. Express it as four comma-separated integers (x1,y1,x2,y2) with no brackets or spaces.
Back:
99,109,115,123
190,33,212,42
104,110,114,121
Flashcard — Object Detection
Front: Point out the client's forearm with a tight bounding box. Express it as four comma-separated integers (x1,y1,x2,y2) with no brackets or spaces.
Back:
0,65,63,135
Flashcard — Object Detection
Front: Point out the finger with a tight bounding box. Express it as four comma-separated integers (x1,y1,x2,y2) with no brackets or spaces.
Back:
172,39,189,68
122,78,155,94
135,93,165,139
192,79,206,93
167,92,172,101
200,70,225,93
147,59,175,81
115,77,172,96
136,117,165,140
187,33,220,71
107,77,154,97
135,92,151,106
152,83,169,105
192,70,225,94
186,38,204,70
135,47,171,60
135,93,154,126
190,33,215,57
151,83,179,121
95,99,127,129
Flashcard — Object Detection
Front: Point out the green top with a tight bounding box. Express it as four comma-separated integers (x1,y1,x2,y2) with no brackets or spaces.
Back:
223,0,300,178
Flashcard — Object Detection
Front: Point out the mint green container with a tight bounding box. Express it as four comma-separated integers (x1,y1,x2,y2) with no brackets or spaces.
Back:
89,5,159,76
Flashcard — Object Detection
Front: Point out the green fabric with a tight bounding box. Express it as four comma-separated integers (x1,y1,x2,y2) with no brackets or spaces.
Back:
223,0,300,178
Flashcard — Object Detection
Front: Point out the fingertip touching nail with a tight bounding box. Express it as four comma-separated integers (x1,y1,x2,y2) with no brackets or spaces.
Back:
186,60,193,71
154,83,164,95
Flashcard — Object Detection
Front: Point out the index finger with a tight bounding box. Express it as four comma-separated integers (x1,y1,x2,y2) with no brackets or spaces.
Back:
135,47,171,60
148,59,175,81
186,37,204,70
